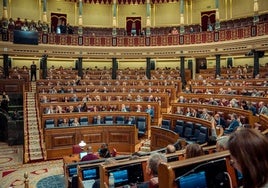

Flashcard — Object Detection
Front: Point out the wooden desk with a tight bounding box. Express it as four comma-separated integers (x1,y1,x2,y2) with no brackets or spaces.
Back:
158,150,238,188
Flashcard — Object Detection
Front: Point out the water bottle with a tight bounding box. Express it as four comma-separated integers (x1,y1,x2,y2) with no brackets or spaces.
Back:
109,173,115,188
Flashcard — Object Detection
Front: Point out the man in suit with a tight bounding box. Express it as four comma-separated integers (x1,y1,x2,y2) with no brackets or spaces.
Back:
224,113,240,134
30,61,37,81
214,113,226,129
145,105,154,119
258,101,268,115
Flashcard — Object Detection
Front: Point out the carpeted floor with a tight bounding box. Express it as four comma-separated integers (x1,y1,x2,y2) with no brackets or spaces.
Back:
0,142,64,188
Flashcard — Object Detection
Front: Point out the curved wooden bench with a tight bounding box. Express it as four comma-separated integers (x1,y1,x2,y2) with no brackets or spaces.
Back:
170,103,256,126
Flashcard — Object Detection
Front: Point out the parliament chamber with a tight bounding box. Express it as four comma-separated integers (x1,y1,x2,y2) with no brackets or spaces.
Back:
0,0,268,187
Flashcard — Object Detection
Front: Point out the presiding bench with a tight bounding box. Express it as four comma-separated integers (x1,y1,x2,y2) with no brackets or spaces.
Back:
45,125,139,160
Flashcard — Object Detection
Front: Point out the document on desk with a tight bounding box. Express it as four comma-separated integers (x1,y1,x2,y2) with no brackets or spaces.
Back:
82,179,95,188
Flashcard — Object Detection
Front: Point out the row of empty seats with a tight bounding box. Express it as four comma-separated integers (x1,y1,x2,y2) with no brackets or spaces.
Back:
160,119,209,144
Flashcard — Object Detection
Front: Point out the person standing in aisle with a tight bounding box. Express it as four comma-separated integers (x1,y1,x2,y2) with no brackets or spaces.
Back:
30,61,37,81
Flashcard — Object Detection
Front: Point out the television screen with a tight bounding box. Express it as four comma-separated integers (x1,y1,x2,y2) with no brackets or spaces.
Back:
167,155,179,162
176,171,207,188
13,30,39,45
82,168,99,180
108,162,144,186
68,166,77,177
111,169,128,186
174,158,230,188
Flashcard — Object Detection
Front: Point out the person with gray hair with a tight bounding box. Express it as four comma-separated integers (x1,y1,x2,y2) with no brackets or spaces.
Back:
146,152,167,188
216,136,229,152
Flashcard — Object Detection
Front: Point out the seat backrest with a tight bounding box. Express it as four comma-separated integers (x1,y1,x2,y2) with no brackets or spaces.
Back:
161,119,171,130
198,126,208,144
137,121,146,133
137,116,146,122
80,116,88,125
116,116,125,124
72,144,83,154
174,125,184,136
176,120,184,127
45,119,55,128
162,119,171,126
69,118,74,126
105,116,113,124
183,122,194,138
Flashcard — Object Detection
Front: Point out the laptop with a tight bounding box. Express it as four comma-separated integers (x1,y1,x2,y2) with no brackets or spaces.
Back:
79,151,87,159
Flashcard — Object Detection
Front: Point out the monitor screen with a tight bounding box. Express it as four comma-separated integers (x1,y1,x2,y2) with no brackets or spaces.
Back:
80,151,87,159
82,168,99,180
167,155,179,162
108,162,144,186
111,169,128,186
176,171,207,188
68,166,77,177
13,30,39,45
174,158,230,188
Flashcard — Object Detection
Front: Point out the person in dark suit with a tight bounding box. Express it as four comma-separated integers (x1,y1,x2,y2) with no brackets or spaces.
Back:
98,143,111,158
126,116,135,125
214,113,226,129
224,113,240,134
30,61,37,81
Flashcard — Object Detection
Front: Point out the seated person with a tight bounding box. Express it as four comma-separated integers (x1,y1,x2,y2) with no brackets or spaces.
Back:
166,144,176,154
146,153,167,188
185,143,204,159
81,146,99,162
98,143,111,158
224,113,240,134
216,136,230,152
125,116,135,125
71,117,80,126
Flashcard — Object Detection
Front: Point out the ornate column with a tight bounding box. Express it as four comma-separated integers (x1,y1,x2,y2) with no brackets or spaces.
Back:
180,57,186,87
215,54,221,77
78,0,83,35
253,0,259,25
2,0,9,41
146,57,151,79
112,0,117,36
41,0,49,33
180,0,185,34
3,54,9,78
77,57,83,78
112,58,117,79
215,0,220,30
253,50,260,78
146,0,151,36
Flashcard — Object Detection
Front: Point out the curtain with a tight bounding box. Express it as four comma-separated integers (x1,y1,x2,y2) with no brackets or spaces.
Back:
126,17,141,36
51,13,67,33
201,10,216,31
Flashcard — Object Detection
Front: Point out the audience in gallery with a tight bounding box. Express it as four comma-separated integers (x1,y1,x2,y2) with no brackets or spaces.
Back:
228,128,268,188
